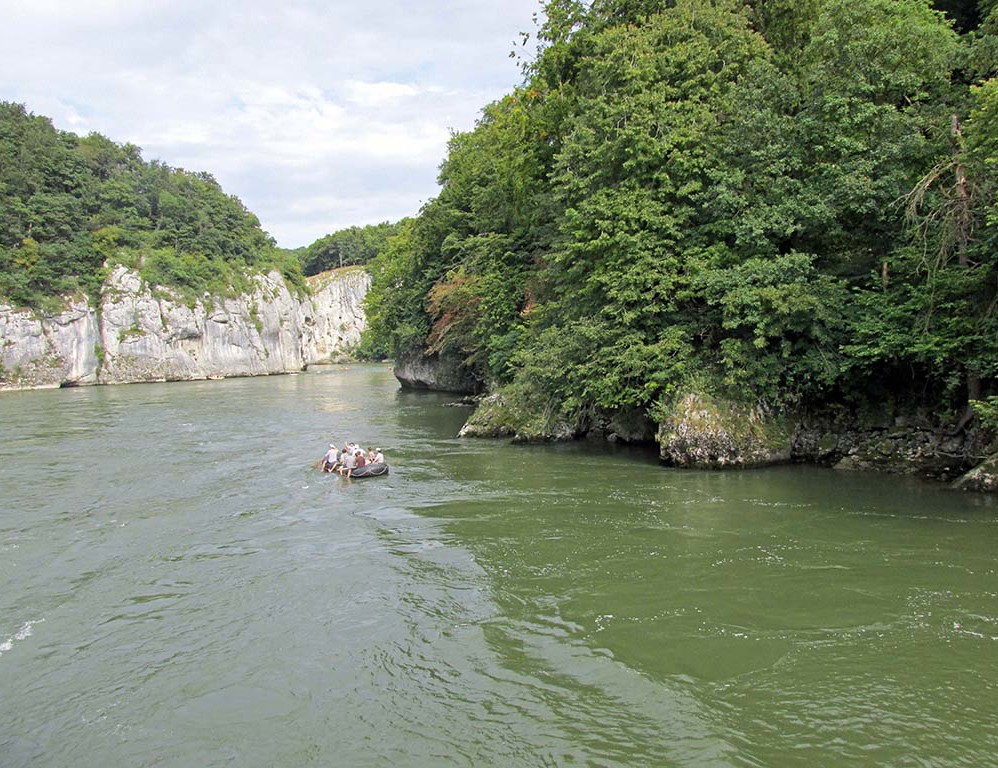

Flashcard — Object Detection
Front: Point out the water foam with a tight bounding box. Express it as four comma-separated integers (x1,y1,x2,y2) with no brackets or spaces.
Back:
0,619,44,658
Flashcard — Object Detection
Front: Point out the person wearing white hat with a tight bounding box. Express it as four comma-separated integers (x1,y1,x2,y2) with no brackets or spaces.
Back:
321,443,338,472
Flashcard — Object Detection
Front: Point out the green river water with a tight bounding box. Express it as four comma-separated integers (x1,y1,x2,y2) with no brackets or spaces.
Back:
1,364,997,767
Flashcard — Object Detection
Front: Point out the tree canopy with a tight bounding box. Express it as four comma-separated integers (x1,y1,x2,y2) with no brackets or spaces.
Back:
301,221,403,276
362,0,998,431
0,102,303,309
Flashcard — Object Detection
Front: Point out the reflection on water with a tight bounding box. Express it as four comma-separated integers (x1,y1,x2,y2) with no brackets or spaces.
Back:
1,365,997,767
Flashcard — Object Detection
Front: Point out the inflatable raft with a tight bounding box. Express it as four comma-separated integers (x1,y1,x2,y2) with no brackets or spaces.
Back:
348,462,389,478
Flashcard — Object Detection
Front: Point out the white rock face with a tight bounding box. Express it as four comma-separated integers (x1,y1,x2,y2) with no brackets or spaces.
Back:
0,298,99,388
300,268,370,364
0,266,370,390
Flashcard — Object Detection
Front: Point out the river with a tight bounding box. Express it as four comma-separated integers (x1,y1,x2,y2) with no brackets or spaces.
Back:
1,365,997,767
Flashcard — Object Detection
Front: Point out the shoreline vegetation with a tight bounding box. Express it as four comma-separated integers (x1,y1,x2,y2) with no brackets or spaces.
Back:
6,2,998,490
365,0,998,492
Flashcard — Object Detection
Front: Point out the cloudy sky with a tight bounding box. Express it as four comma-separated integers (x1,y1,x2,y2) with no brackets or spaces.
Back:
0,0,542,247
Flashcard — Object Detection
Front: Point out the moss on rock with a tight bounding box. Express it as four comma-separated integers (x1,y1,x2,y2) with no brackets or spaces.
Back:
953,453,998,493
458,393,518,439
458,387,578,442
657,392,791,469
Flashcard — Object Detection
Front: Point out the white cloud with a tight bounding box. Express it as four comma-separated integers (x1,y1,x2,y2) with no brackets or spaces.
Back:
342,80,427,107
0,0,542,246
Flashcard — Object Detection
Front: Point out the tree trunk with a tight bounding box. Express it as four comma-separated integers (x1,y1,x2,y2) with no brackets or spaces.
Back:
951,114,977,431
952,113,971,267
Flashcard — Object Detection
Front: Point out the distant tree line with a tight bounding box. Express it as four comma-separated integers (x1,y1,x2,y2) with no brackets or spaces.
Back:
360,0,998,429
301,221,403,276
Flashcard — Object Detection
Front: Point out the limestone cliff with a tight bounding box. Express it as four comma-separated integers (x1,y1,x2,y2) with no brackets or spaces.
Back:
301,267,369,364
0,298,99,388
0,266,370,390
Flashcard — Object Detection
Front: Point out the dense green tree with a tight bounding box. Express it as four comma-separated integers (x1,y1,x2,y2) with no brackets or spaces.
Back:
363,0,995,433
0,102,301,309
301,221,401,275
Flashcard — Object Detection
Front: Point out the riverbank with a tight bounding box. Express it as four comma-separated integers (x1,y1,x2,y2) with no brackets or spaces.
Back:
404,360,998,493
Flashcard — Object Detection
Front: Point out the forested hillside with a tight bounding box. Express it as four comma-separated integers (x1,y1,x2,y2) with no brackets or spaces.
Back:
0,102,304,309
363,0,998,437
301,221,403,276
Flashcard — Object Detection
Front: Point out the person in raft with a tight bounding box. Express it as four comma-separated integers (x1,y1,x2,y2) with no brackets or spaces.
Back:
338,447,357,475
346,449,369,478
321,444,339,473
320,443,387,475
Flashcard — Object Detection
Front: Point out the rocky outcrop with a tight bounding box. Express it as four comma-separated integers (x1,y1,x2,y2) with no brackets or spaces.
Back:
457,393,518,439
795,427,960,478
457,387,781,451
657,392,792,469
587,406,658,444
953,453,998,492
459,393,652,444
0,266,370,390
97,267,305,383
0,298,99,388
452,382,998,490
393,349,480,394
457,390,578,442
656,396,987,479
791,415,986,481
